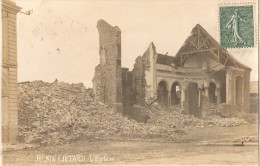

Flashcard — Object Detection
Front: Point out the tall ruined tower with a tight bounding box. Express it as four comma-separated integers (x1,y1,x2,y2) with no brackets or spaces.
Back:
93,20,123,112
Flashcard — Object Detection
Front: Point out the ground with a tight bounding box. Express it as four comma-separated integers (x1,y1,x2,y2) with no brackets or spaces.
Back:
3,124,258,165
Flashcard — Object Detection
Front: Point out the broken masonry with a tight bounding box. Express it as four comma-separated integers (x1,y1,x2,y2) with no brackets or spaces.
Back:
93,20,251,122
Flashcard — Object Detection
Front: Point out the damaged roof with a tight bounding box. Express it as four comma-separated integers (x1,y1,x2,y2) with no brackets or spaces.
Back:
156,54,176,66
174,24,251,70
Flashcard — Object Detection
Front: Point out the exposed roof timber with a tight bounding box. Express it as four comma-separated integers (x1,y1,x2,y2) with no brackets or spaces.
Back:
180,48,219,66
211,48,238,68
199,36,209,49
181,50,219,66
175,24,251,70
221,49,251,70
207,60,225,71
209,50,219,60
209,69,223,76
197,24,219,47
198,26,249,69
224,56,229,66
197,26,200,48
181,54,191,66
189,40,198,49
205,60,226,76
181,47,218,55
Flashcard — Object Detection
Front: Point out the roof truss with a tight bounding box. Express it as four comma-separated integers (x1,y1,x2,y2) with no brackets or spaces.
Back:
175,24,250,70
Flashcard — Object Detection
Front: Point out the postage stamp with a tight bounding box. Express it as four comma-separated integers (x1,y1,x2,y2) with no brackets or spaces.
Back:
219,5,254,48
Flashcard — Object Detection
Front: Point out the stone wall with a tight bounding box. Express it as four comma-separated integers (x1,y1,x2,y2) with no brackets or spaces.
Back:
243,70,251,112
93,65,105,102
132,56,146,107
142,43,157,104
93,20,251,121
226,66,251,113
93,20,149,121
117,57,148,122
93,20,123,112
122,68,134,116
250,93,258,113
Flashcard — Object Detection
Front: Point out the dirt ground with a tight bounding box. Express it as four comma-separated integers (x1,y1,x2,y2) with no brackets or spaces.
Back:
2,124,258,166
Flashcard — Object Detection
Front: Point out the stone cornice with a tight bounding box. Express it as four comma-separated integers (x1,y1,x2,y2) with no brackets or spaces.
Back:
226,66,245,73
2,0,22,14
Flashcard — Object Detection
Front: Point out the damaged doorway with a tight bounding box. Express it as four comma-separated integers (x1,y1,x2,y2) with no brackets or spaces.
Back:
171,82,181,106
157,81,168,107
188,82,200,117
209,82,217,104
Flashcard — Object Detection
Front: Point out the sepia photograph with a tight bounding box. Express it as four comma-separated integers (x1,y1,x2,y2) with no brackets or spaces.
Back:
1,0,259,165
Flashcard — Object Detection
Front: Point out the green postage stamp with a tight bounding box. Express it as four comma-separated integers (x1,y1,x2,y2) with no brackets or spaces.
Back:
219,5,254,48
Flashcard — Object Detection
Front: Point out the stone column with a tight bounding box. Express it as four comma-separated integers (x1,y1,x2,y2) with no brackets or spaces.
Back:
216,88,221,104
204,86,209,97
168,91,171,107
181,84,188,114
198,88,201,107
181,88,185,109
226,68,232,105
199,88,207,117
201,83,210,117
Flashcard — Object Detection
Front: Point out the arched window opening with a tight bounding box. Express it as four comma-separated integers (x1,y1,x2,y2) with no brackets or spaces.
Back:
171,82,181,106
209,82,217,104
157,81,168,107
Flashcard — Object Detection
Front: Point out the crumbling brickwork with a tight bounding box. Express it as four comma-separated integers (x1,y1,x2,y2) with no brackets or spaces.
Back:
93,20,123,112
93,20,147,121
93,20,252,121
122,68,134,116
132,56,146,107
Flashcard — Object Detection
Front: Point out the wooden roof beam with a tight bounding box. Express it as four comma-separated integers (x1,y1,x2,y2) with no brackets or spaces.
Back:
209,50,219,61
224,56,229,65
199,36,209,49
181,54,192,65
222,51,239,67
189,40,198,49
180,47,218,55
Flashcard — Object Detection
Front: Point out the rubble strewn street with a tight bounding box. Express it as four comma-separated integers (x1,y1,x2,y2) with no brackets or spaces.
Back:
18,80,249,145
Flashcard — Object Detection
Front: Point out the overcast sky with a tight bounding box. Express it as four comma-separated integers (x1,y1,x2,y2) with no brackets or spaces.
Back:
15,0,258,87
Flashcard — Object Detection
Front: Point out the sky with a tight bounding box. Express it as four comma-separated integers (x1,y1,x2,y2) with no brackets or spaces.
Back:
15,0,258,88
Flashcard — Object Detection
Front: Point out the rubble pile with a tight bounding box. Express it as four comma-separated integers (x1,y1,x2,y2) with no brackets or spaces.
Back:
18,81,183,145
146,103,248,130
215,104,258,123
227,112,258,124
18,80,248,145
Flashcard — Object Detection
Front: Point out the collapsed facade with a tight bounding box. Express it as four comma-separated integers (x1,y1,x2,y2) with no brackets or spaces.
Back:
93,20,251,121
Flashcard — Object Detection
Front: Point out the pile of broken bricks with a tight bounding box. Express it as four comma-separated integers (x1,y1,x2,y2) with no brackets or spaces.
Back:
17,80,248,146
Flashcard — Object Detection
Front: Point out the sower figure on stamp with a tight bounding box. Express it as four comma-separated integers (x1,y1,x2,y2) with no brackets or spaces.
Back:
226,9,248,46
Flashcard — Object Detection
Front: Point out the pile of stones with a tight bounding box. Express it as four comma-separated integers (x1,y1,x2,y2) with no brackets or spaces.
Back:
146,103,247,131
18,80,183,145
17,80,248,145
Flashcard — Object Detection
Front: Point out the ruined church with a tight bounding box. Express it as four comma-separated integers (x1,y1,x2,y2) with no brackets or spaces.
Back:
93,20,251,120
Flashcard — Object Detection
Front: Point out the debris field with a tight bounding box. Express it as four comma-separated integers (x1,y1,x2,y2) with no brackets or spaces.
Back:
18,80,248,145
